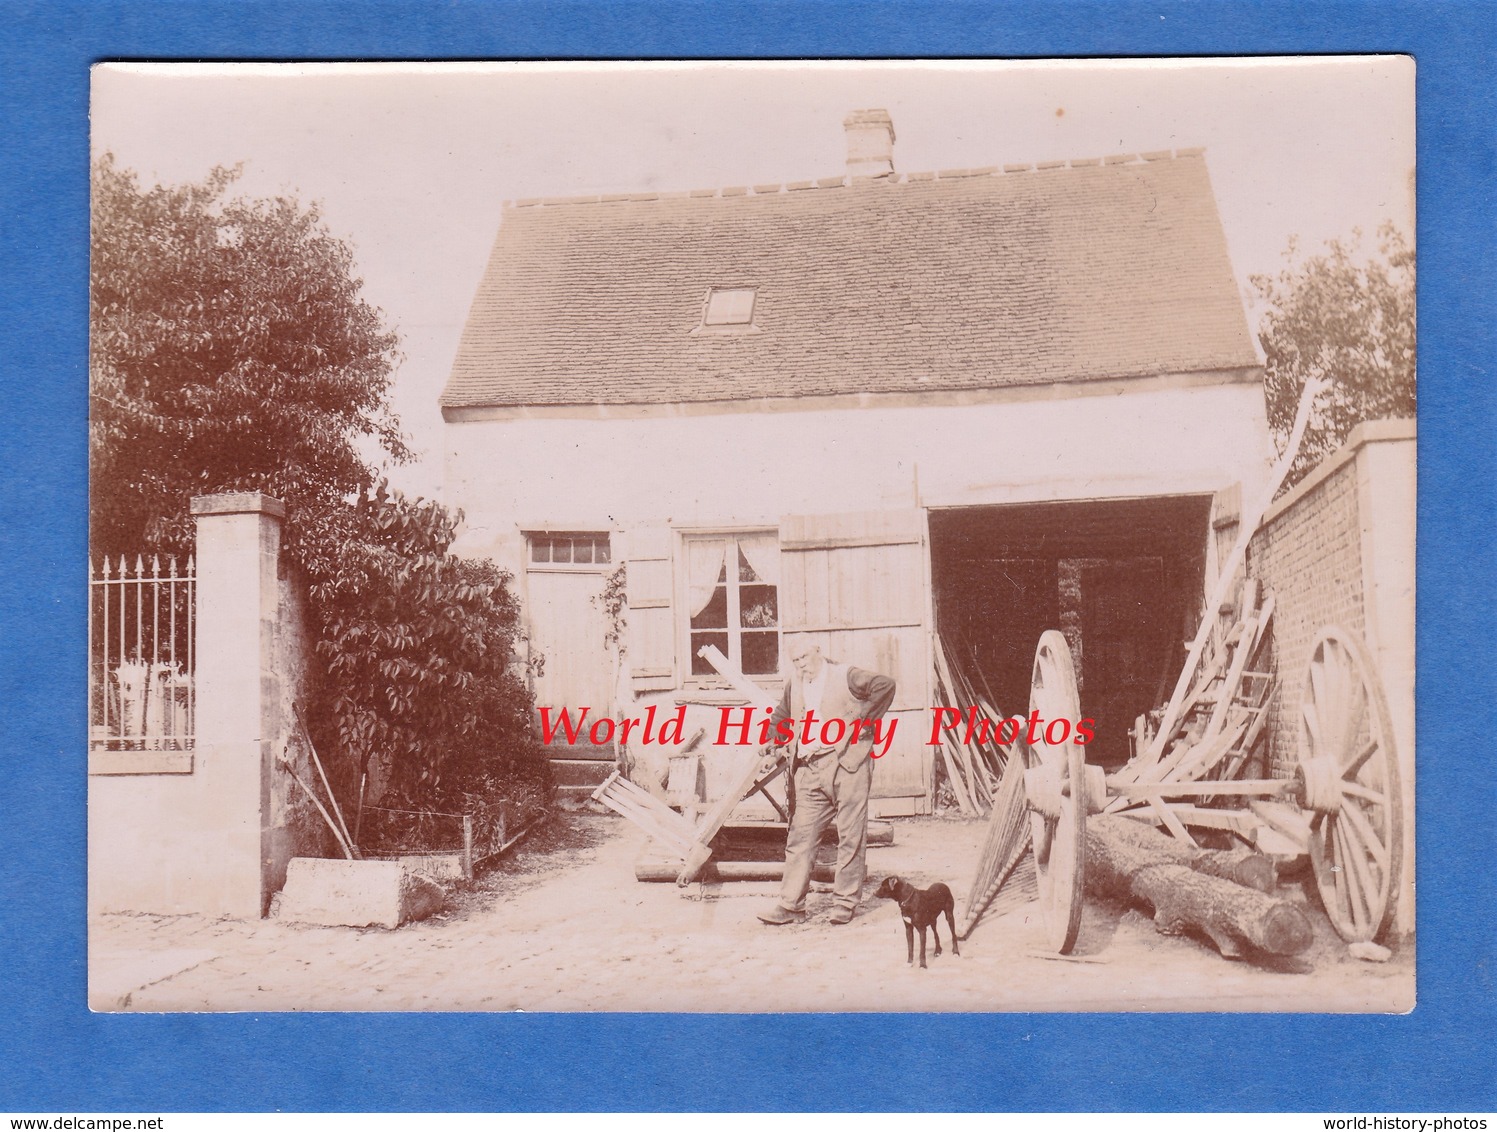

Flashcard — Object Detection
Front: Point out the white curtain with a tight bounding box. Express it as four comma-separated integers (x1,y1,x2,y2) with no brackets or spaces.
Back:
687,539,727,619
737,532,780,587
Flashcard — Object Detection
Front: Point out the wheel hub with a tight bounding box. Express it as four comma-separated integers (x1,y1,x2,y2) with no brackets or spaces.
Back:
1024,763,1065,820
1298,754,1345,814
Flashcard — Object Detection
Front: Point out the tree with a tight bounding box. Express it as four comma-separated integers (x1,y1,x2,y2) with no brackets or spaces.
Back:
91,155,406,559
91,156,549,835
1252,223,1415,488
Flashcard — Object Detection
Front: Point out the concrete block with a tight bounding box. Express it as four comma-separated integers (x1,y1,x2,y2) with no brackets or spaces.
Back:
274,857,445,929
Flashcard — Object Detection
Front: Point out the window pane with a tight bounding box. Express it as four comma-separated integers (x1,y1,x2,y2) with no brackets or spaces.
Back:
550,539,571,564
594,537,611,564
741,631,779,675
704,287,756,326
737,546,759,583
691,585,728,630
691,632,731,674
739,584,778,628
531,537,550,563
572,539,593,564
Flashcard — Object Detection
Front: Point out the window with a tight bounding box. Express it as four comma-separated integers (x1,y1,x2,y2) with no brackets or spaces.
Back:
699,287,759,331
529,531,611,567
686,532,780,677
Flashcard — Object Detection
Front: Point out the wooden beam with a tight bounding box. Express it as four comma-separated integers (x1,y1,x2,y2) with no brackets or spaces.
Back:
1127,805,1261,837
1146,377,1326,765
1108,779,1293,799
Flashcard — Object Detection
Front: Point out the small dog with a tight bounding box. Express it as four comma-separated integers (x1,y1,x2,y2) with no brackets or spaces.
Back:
874,876,959,969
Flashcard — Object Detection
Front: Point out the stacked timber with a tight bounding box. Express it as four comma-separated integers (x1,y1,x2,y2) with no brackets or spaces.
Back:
930,632,1024,815
1105,579,1286,849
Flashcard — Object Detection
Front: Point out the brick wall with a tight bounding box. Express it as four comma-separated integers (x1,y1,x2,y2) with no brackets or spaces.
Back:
1244,419,1415,935
1247,458,1366,779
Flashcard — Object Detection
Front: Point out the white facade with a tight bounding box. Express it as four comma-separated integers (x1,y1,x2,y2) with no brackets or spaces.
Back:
446,374,1274,573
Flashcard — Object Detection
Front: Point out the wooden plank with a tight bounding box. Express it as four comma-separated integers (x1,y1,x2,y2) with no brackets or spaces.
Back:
597,783,693,840
778,509,924,550
787,618,924,634
1150,798,1198,846
1171,717,1250,783
1249,799,1311,850
696,644,780,711
678,746,770,884
592,772,699,852
1203,615,1258,740
1146,378,1326,764
1147,718,1243,787
1155,805,1261,836
801,548,831,626
1108,778,1293,799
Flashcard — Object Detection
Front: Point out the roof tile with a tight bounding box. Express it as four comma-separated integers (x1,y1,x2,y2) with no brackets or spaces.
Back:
442,154,1257,409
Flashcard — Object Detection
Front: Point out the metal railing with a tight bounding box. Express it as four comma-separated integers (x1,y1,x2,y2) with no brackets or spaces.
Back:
88,554,195,751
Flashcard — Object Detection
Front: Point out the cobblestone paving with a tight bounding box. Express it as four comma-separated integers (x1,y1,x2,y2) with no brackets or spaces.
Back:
90,813,1413,1013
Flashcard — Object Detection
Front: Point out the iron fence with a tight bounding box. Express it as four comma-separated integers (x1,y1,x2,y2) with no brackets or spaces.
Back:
88,554,195,750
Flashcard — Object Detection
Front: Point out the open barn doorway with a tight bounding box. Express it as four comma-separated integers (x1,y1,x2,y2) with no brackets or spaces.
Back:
928,496,1212,768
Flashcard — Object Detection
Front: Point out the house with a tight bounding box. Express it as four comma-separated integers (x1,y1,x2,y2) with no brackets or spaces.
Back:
440,110,1274,813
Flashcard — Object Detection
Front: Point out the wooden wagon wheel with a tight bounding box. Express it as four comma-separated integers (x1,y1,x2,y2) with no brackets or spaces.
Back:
1025,630,1087,954
956,739,1031,941
1296,626,1403,943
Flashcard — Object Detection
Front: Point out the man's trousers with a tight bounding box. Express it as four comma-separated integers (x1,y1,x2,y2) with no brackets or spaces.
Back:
779,753,872,914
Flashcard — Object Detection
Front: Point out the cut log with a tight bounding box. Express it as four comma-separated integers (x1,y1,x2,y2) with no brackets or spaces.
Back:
1086,814,1310,958
635,857,836,884
711,820,893,860
1098,812,1277,892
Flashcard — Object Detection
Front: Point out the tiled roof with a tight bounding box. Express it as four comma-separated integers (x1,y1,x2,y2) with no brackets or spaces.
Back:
441,150,1258,410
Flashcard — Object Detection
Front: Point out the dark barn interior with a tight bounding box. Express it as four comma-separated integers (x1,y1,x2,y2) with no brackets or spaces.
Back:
929,496,1212,767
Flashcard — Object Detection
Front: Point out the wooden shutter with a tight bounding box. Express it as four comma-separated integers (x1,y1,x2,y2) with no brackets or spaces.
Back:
1208,481,1246,635
778,509,933,812
623,525,676,693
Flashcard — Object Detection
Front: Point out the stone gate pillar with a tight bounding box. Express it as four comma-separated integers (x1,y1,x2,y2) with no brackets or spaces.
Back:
191,491,286,917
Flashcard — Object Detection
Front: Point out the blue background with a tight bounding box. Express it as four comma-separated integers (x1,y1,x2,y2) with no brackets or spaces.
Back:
2,0,1494,1113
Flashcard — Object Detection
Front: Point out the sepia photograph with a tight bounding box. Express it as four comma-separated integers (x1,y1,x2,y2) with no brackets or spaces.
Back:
87,58,1416,1013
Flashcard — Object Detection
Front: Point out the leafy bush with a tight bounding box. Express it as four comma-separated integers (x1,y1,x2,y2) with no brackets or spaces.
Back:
299,484,550,825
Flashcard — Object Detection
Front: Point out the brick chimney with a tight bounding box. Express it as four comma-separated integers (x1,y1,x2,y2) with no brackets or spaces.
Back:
844,109,895,178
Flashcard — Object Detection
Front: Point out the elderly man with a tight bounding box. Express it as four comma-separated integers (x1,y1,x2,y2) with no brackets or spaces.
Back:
758,641,897,925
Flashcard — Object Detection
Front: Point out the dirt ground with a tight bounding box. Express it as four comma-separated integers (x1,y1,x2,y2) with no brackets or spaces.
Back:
90,811,1414,1013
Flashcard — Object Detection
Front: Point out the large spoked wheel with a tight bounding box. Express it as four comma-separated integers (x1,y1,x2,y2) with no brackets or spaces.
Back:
1026,630,1087,954
1297,626,1403,944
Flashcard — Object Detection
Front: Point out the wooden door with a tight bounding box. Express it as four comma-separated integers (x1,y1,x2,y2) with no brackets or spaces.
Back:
526,565,613,735
777,509,933,812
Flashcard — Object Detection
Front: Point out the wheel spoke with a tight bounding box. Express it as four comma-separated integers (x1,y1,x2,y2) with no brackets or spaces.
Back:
1342,738,1378,779
1343,680,1369,767
1322,814,1352,925
1340,778,1386,807
1333,819,1370,932
1341,798,1390,871
1322,646,1349,758
1347,825,1378,930
1333,667,1365,768
1302,699,1324,757
1308,661,1332,752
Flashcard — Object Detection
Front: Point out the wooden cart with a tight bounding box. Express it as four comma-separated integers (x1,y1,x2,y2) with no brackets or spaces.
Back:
962,620,1406,953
